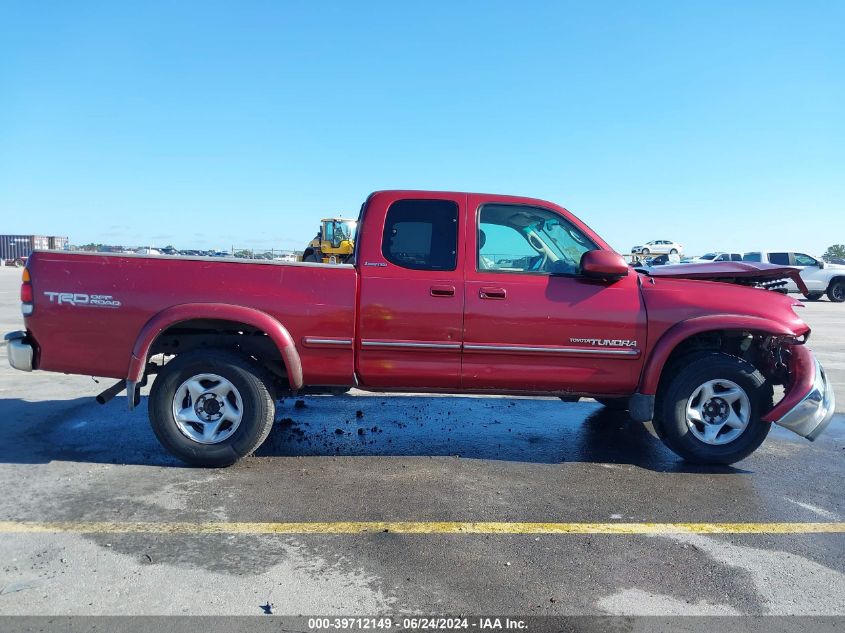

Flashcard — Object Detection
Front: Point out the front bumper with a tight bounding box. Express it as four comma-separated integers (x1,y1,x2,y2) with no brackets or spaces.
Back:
770,355,836,441
5,330,33,372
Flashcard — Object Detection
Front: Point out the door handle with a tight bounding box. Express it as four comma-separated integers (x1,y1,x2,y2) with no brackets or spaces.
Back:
479,286,507,300
430,285,456,297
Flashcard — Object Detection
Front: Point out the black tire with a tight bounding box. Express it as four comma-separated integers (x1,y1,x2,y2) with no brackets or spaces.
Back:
149,349,276,467
827,279,845,303
641,248,650,256
669,248,678,255
302,249,321,263
804,292,824,301
655,352,772,465
595,397,628,411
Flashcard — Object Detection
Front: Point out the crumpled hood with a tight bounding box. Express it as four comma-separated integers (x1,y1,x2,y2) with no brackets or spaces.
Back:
636,261,808,295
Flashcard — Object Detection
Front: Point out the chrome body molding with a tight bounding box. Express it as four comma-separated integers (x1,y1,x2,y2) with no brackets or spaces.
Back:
361,340,461,350
775,359,836,441
303,337,354,348
463,343,640,357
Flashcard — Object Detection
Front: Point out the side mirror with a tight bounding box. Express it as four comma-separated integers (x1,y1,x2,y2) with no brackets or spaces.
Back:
580,250,629,281
818,260,825,269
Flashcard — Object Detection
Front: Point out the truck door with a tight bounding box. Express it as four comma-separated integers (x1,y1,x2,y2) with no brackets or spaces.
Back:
791,253,825,292
356,192,466,389
462,195,646,394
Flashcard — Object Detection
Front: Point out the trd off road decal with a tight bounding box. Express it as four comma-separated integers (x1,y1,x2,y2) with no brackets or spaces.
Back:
570,337,638,348
43,292,122,308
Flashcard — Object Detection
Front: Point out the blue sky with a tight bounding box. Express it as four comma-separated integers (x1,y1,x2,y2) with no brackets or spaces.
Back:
1,1,842,255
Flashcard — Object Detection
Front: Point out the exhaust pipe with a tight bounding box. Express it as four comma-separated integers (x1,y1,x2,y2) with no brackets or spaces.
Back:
96,379,127,405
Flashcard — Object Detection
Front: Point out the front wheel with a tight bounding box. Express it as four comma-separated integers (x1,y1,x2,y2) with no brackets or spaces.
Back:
641,248,650,256
669,248,678,255
149,349,276,467
655,352,772,465
827,279,845,303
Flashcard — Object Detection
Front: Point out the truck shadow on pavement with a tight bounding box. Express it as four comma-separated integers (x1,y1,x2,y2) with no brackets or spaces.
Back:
0,394,748,473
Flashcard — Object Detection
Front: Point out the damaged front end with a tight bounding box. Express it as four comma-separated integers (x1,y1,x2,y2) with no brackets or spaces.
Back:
761,339,836,440
638,261,810,295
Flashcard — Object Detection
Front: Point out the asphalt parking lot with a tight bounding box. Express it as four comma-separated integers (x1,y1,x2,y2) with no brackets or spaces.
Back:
0,266,843,617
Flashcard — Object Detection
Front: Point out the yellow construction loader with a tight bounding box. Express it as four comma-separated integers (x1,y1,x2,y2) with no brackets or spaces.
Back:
301,218,357,264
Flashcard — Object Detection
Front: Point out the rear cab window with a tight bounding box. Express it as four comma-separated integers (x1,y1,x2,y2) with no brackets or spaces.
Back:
382,199,458,271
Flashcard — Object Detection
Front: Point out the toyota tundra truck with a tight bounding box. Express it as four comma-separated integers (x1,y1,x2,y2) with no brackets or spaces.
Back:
5,190,836,467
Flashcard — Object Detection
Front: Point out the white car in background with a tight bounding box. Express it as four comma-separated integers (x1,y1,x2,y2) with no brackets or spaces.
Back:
689,252,743,263
743,251,845,302
630,240,683,256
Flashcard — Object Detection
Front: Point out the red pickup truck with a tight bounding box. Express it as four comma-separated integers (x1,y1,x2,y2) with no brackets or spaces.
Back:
6,190,835,467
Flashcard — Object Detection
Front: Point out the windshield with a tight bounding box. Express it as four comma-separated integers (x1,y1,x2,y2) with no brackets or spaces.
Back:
338,220,357,241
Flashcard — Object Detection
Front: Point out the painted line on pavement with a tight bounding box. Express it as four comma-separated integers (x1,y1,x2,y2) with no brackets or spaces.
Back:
0,521,842,535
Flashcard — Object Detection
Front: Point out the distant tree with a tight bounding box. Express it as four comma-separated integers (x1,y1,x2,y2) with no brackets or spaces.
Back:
822,244,845,261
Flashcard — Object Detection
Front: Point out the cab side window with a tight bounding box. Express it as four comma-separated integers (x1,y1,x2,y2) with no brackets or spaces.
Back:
477,204,597,275
769,252,790,265
382,199,458,271
743,252,762,262
794,253,818,266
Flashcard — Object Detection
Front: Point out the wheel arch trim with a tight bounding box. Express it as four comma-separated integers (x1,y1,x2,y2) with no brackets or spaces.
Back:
639,314,798,395
127,303,304,391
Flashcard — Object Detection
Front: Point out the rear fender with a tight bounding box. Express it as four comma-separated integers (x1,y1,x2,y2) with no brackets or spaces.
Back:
639,314,798,395
127,303,303,390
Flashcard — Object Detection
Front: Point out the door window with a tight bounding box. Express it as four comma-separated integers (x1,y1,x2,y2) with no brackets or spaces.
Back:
743,252,762,262
794,253,818,266
382,199,458,271
769,252,790,265
477,204,596,275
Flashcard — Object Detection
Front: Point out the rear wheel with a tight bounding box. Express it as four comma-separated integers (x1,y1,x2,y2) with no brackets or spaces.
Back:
804,292,824,301
670,248,678,255
655,352,772,464
827,280,845,303
149,349,276,467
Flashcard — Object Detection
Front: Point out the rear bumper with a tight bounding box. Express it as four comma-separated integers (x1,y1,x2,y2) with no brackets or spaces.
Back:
4,330,33,372
764,346,835,440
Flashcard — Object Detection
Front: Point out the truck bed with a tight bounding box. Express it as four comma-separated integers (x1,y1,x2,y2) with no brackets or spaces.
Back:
24,251,358,385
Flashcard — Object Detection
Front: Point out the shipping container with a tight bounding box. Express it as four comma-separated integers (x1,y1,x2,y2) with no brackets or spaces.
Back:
49,236,69,250
0,234,70,261
0,235,35,261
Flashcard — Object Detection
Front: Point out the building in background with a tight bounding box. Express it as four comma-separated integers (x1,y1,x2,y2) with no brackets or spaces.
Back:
0,234,69,262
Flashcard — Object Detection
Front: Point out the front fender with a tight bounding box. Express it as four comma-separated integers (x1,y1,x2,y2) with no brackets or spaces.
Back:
127,303,304,390
638,314,800,395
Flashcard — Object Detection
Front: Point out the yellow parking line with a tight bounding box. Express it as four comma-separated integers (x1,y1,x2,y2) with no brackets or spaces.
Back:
0,521,842,535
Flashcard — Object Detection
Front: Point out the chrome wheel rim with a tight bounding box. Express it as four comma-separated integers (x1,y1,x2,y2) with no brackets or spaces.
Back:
172,373,243,444
685,379,750,445
833,284,844,301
